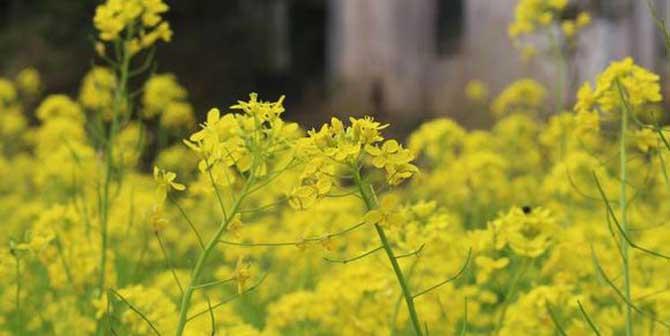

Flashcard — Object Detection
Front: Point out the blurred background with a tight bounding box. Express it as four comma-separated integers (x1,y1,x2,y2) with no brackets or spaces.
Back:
1,0,670,133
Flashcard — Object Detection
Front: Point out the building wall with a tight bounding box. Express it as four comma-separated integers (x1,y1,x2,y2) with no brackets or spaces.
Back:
327,0,668,126
327,0,436,123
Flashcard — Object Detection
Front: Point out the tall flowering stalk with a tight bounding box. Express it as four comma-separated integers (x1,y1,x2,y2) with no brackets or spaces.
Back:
575,57,663,336
352,168,424,335
173,95,298,335
508,0,591,112
91,0,172,333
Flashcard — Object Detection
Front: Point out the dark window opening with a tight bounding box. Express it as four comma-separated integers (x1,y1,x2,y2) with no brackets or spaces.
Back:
436,0,464,55
254,0,327,113
287,0,327,99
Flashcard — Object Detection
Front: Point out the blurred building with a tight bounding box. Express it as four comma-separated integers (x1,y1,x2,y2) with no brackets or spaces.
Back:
263,0,670,126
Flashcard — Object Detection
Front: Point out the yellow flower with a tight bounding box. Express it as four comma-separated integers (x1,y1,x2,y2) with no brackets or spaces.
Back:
231,92,286,121
161,101,195,130
538,12,553,26
153,166,186,202
633,128,658,153
489,206,557,258
366,140,418,185
306,116,388,164
574,82,595,114
509,0,591,59
0,78,17,106
561,21,576,38
576,12,591,28
366,139,401,168
492,78,547,117
142,74,187,119
465,80,489,102
142,0,169,27
94,0,172,52
519,45,537,62
36,94,85,123
288,185,318,210
92,295,109,320
93,0,141,41
233,256,253,294
548,0,568,10
475,256,509,284
148,204,168,232
509,0,566,38
408,118,466,164
576,57,662,116
350,116,388,145
575,110,600,135
15,67,41,97
79,67,116,119
95,42,106,56
227,214,243,239
363,196,405,228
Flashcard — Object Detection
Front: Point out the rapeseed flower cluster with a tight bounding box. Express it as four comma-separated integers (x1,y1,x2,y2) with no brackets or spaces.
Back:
15,68,41,98
509,0,591,40
491,78,547,117
3,1,670,335
79,67,117,119
94,0,172,55
575,57,662,116
0,77,28,143
509,0,591,65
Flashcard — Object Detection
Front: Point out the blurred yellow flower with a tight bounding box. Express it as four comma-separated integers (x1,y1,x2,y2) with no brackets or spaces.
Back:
465,80,489,102
153,166,186,202
15,68,41,97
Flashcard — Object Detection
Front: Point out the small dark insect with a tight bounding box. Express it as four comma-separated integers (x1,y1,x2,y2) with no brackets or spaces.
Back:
522,205,532,214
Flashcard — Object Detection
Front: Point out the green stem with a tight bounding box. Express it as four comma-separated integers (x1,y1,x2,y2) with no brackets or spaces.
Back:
174,203,239,335
155,231,184,296
391,251,422,335
15,256,21,335
98,41,131,295
174,172,254,335
494,257,530,336
352,167,423,336
620,101,633,336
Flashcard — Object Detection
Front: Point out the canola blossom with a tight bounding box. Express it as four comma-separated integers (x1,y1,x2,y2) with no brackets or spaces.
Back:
3,1,670,335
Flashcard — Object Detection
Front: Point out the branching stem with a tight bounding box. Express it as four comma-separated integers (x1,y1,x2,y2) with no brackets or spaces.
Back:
352,166,424,336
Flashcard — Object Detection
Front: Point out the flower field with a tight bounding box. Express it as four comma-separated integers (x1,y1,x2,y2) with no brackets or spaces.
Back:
3,0,670,335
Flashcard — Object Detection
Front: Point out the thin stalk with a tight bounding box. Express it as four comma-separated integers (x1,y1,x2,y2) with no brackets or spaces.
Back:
168,194,205,250
98,38,131,295
413,249,471,299
109,289,161,335
577,300,602,336
15,256,21,335
219,220,367,247
494,257,530,336
391,255,422,335
352,167,423,336
155,231,184,296
323,246,384,264
459,297,468,336
546,302,568,336
174,170,254,336
619,96,633,336
191,277,234,290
